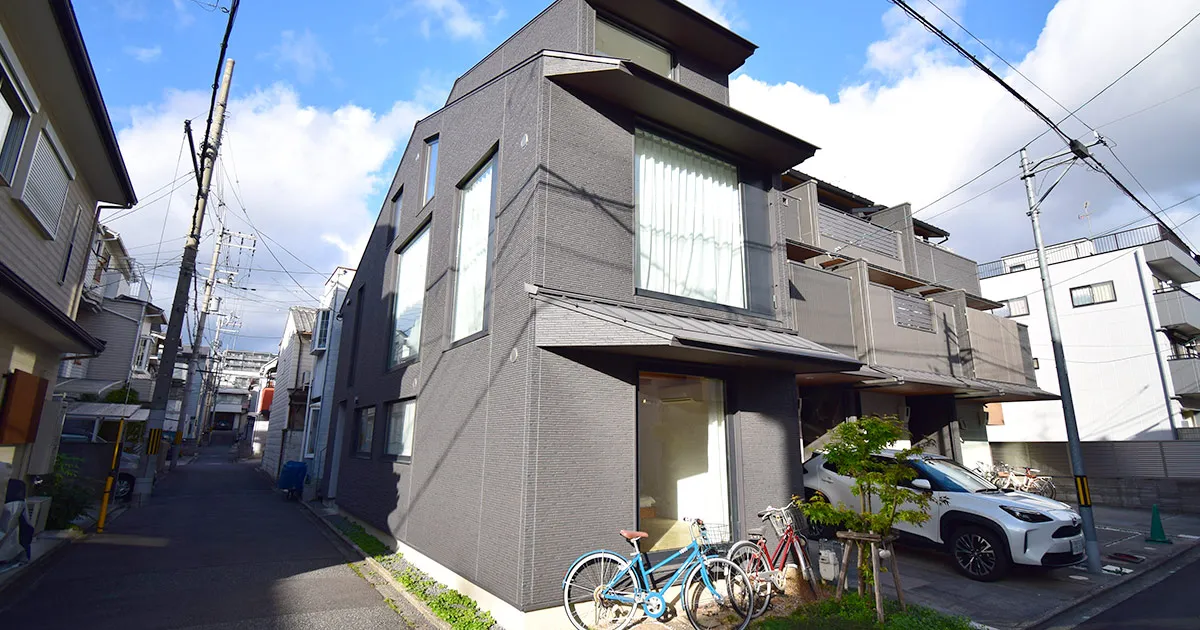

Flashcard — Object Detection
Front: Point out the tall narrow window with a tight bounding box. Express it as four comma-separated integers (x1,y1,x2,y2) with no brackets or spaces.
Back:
0,67,30,183
354,406,375,456
452,156,495,341
304,404,321,458
635,130,745,308
424,137,439,204
391,190,404,239
637,373,730,552
312,309,331,352
390,224,430,365
385,400,416,459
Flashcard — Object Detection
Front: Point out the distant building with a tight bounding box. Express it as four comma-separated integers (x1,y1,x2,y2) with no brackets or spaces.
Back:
261,307,316,478
980,224,1200,446
302,267,353,501
208,349,275,434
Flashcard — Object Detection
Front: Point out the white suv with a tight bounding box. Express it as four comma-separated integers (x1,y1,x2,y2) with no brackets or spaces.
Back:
803,450,1085,581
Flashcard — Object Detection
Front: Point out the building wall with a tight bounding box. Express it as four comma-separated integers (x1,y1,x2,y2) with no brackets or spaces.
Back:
788,262,857,357
982,249,1175,441
74,300,143,384
264,317,298,477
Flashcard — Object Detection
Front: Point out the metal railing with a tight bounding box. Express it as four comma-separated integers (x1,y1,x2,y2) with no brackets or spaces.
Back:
978,224,1180,280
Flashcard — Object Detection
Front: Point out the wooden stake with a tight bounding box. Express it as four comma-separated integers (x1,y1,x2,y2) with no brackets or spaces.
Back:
889,542,906,610
871,542,884,624
836,540,853,598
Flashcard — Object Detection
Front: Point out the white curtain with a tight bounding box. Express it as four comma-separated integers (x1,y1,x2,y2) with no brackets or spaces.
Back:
635,130,746,308
453,160,494,340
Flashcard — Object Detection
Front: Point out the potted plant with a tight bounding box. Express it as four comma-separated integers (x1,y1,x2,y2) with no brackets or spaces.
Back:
796,415,937,623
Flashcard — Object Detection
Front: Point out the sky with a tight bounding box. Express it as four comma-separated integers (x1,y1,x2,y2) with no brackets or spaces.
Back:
77,0,1200,353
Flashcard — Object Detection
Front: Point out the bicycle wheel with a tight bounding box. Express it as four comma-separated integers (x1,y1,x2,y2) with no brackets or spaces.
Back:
726,541,771,617
682,557,753,630
562,551,641,630
1031,477,1056,500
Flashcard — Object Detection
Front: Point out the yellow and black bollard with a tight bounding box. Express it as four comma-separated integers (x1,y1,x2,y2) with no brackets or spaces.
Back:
96,419,126,533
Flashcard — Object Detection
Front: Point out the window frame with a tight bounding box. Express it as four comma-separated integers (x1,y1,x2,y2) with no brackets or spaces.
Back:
594,14,676,79
353,405,375,458
390,188,404,240
383,399,416,462
449,147,499,346
632,127,751,311
0,24,36,187
312,309,332,352
303,403,321,459
423,136,439,206
1069,280,1117,308
995,296,1029,318
388,220,432,368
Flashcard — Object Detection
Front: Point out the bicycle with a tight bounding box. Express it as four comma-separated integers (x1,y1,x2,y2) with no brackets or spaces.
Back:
726,504,819,617
562,519,754,630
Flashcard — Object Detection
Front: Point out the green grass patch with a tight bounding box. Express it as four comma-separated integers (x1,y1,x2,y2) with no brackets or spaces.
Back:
753,593,973,630
333,517,499,630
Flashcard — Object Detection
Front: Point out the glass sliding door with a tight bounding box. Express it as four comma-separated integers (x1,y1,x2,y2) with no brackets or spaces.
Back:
637,372,731,552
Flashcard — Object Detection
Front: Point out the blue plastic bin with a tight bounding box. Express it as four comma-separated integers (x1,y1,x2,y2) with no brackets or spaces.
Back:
277,460,306,499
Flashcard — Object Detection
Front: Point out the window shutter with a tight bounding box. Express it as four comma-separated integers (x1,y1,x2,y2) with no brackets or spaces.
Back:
22,131,71,238
893,291,935,332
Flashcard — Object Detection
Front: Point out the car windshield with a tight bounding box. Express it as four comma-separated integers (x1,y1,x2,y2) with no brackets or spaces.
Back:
912,457,997,493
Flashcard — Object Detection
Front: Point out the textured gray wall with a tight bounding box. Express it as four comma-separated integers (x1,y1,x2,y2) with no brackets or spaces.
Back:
75,301,140,383
965,309,1030,383
788,263,857,357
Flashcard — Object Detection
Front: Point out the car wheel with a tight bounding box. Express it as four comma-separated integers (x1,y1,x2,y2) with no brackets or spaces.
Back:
951,526,1010,581
115,474,135,501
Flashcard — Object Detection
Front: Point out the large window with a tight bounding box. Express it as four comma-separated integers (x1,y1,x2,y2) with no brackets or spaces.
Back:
424,137,439,205
1070,281,1116,307
595,18,673,77
390,224,430,365
354,406,375,456
0,66,30,184
635,130,745,308
452,156,495,341
637,373,730,552
384,400,416,459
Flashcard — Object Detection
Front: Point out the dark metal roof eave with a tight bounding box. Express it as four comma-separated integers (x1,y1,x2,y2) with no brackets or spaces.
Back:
674,337,862,372
0,260,106,355
49,0,137,206
546,57,818,171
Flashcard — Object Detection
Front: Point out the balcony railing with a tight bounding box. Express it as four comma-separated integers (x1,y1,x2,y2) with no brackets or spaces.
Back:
978,224,1183,280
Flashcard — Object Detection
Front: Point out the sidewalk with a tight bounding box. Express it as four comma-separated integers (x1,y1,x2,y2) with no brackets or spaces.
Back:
886,505,1200,629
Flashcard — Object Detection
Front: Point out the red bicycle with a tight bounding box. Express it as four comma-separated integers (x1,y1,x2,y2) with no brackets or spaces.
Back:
726,504,819,617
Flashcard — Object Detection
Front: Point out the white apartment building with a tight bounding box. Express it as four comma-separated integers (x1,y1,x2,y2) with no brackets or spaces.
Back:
979,224,1200,444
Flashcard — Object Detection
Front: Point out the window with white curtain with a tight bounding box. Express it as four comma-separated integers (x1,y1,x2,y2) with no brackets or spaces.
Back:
385,400,416,459
390,224,430,365
635,129,746,309
452,156,495,341
1070,281,1116,307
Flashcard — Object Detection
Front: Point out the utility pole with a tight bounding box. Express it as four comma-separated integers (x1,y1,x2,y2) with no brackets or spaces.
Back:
171,224,224,468
138,58,235,500
1021,146,1102,574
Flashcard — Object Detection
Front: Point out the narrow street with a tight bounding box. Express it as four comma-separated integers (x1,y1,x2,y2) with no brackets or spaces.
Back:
0,440,408,630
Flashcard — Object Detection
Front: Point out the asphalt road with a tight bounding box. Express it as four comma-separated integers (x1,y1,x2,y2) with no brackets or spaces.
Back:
0,442,410,630
1076,554,1200,630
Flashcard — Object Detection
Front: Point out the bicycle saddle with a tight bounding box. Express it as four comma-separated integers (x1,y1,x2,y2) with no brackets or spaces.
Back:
620,530,648,541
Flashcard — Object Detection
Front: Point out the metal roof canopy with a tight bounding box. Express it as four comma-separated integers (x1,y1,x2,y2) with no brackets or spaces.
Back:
64,402,146,420
955,378,1059,403
529,285,861,374
545,54,818,171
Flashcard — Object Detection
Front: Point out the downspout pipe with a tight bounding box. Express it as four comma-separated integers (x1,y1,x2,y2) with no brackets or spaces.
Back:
1134,249,1180,440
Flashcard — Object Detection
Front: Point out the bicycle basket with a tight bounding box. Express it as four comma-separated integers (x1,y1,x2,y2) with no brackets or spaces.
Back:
769,505,804,537
690,521,732,551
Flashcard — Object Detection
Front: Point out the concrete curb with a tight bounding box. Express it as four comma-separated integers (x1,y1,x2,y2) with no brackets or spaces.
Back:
298,500,451,630
1020,541,1200,630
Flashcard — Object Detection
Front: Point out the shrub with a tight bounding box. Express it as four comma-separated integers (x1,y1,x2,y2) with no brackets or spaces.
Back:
753,593,972,630
42,455,97,530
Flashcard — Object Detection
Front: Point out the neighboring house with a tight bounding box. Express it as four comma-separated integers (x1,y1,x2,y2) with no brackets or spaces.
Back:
262,307,316,478
57,224,165,403
208,350,275,434
0,1,136,495
326,1,1042,626
302,267,353,501
980,225,1200,447
249,356,276,457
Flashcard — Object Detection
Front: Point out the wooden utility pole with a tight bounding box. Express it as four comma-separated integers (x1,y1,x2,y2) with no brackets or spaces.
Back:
138,59,235,500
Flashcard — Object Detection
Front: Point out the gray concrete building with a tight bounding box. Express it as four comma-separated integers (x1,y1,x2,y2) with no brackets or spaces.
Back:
323,1,1046,626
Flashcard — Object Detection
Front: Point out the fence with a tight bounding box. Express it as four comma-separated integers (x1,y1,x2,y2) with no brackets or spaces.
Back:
977,224,1178,280
990,440,1200,513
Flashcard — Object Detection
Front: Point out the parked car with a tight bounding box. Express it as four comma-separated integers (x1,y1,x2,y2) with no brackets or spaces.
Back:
59,433,139,500
803,450,1085,581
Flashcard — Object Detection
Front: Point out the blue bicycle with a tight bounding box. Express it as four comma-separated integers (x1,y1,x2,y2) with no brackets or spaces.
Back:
561,519,753,630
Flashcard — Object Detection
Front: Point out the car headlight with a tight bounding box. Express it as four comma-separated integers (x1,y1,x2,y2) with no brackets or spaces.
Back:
1000,505,1053,523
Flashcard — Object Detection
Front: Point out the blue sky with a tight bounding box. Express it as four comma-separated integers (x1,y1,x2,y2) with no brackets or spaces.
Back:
76,1,1200,352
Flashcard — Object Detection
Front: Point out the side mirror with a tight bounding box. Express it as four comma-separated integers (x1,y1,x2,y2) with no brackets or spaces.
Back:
911,479,932,491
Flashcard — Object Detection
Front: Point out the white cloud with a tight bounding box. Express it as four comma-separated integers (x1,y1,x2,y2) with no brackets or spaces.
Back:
107,82,442,351
263,30,332,83
678,0,735,29
171,0,196,28
730,0,1200,263
124,45,162,63
412,0,486,41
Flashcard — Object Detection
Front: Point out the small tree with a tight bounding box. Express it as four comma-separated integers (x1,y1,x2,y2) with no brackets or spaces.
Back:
798,415,937,589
